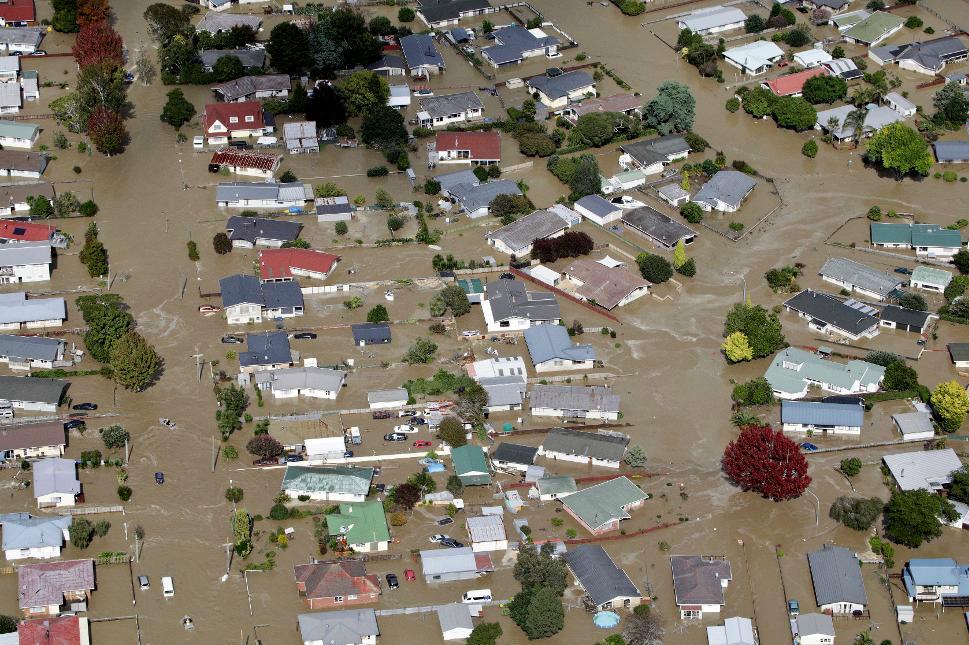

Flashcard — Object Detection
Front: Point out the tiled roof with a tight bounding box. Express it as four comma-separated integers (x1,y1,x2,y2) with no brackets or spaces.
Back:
18,559,94,609
259,248,338,280
210,147,280,172
294,560,381,600
564,258,650,310
766,67,828,96
203,101,265,134
670,555,732,606
435,131,500,161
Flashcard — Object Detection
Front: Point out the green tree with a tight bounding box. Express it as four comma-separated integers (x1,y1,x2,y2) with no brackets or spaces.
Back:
636,253,673,284
802,75,848,104
673,239,687,269
840,457,862,477
424,179,441,195
407,469,437,494
731,378,774,406
69,517,94,548
335,221,348,236
933,81,969,128
54,192,81,218
643,81,695,134
226,486,244,503
77,294,134,363
772,96,817,131
143,3,191,43
898,291,927,311
27,195,53,218
564,154,601,200
722,331,754,363
884,361,919,391
446,473,465,495
439,285,471,317
514,546,568,595
953,250,969,275
212,55,245,83
100,425,129,450
398,6,415,21
864,122,933,177
931,380,969,432
571,112,620,147
624,444,646,467
680,202,703,223
884,488,958,547
742,87,777,119
438,417,467,448
0,616,15,634
522,587,565,639
367,305,390,323
724,303,785,359
160,88,195,128
949,467,969,504
213,232,232,255
52,0,79,32
80,234,108,277
266,22,311,75
745,14,766,32
802,140,818,158
467,623,502,645
110,331,160,391
828,497,884,531
341,70,391,116
361,105,408,149
403,338,438,364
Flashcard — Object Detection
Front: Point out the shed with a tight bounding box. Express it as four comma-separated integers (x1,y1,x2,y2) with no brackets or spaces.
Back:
352,323,392,346
451,445,491,486
892,411,935,441
367,388,409,409
437,603,474,640
466,515,508,552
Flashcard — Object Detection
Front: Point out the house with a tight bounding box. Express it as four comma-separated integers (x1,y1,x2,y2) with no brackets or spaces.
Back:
574,195,622,226
561,477,646,534
456,277,485,304
481,279,561,332
204,0,266,11
196,12,261,34
0,421,65,461
255,366,346,399
531,384,619,420
479,376,527,413
0,55,16,83
399,34,446,76
880,305,935,334
0,375,66,411
225,215,301,248
0,241,49,283
0,293,64,331
451,444,490,486
657,183,691,208
18,560,94,618
677,5,746,35
216,181,312,209
298,609,379,645
822,57,864,81
19,616,91,645
0,150,46,177
563,259,650,310
901,558,969,604
884,91,916,117
539,428,628,468
368,53,407,76
530,475,577,501
794,48,834,68
562,94,642,125
417,92,484,129
949,343,969,369
437,603,474,641
933,140,969,164
869,222,963,258
524,264,561,287
282,465,375,502
815,104,904,141
0,0,35,26
210,147,281,178
486,208,571,255
793,613,836,645
525,71,596,109
763,347,885,399
490,443,538,473
467,356,527,380
259,249,339,282
781,400,864,435
419,546,493,583
765,67,828,97
561,544,641,611
670,555,732,619
843,11,904,46
213,74,291,103
0,183,53,217
870,36,969,75
0,81,23,114
0,513,70,560
782,289,880,340
434,131,500,166
808,545,868,614
200,48,267,73
447,179,522,219
294,560,381,609
303,436,351,460
723,41,785,75
481,23,559,67
604,169,650,194
706,617,756,645
892,411,936,441
417,0,496,28
693,171,756,213
465,515,507,552
32,458,79,509
882,448,963,492
283,121,319,154
367,388,408,410
622,207,697,249
387,84,411,110
352,323,391,346
326,502,390,553
19,69,38,102
819,257,902,301
238,332,294,373
619,134,691,174
315,195,353,222
524,324,595,373
201,101,267,145
220,275,304,324
0,27,42,54
0,120,37,148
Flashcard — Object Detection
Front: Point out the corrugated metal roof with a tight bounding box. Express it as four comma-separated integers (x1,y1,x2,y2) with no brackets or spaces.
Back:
781,400,864,427
808,544,868,607
883,448,963,491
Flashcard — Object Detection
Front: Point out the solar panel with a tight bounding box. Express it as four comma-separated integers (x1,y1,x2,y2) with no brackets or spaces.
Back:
11,227,25,236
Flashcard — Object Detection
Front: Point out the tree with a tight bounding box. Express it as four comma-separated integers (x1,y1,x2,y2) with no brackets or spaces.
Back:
521,587,565,639
680,202,703,223
467,623,502,645
72,21,123,68
745,14,766,32
266,22,311,75
80,238,108,277
624,444,647,468
884,361,919,391
341,70,391,116
110,331,160,391
212,54,245,83
458,382,488,429
572,112,620,147
27,196,53,218
514,545,568,595
438,416,467,447
100,425,129,450
830,496,882,531
144,3,191,43
532,232,595,263
439,285,471,316
160,89,195,128
894,291,926,313
953,250,969,275
69,517,96,548
77,62,128,121
246,435,283,459
566,154,601,200
865,122,933,177
489,194,532,219
840,457,862,477
672,239,687,269
772,96,817,131
54,192,81,218
677,257,696,277
722,331,754,363
950,467,969,504
52,0,79,33
724,303,785,359
367,305,390,323
518,132,556,157
624,608,664,645
802,75,848,104
636,253,673,284
280,170,299,184
135,50,156,86
643,81,695,135
742,87,777,119
88,107,127,155
226,486,244,503
731,378,774,406
368,15,394,36
931,380,969,432
884,488,958,547
213,232,232,255
307,83,347,128
77,294,133,363
361,105,407,149
933,81,969,128
0,616,15,634
387,215,405,236
392,482,420,509
403,338,438,364
398,6,415,21
269,503,289,520
408,469,436,494
722,425,811,501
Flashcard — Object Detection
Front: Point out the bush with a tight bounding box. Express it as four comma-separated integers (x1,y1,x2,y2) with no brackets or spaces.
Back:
725,97,740,113
93,520,111,537
636,253,673,284
335,221,348,236
840,457,862,477
187,240,199,261
620,0,645,15
117,485,132,501
213,232,232,254
801,140,818,158
424,179,441,195
366,165,389,177
226,486,244,503
905,16,923,28
389,511,407,526
69,518,94,549
731,377,774,406
79,200,99,216
398,7,415,21
830,495,883,530
676,257,696,277
943,170,958,182
898,291,927,311
269,503,289,520
680,202,703,223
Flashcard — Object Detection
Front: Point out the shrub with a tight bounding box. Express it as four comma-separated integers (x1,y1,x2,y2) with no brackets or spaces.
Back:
620,0,645,15
676,257,696,277
636,253,673,284
269,503,289,520
905,16,923,28
335,221,348,236
69,518,94,548
424,179,441,195
213,232,232,254
867,205,882,221
731,378,774,406
725,97,740,113
187,240,199,261
680,202,703,223
830,495,883,530
226,486,244,503
944,170,958,182
840,457,862,477
93,520,111,537
79,200,99,216
117,485,132,501
366,165,389,177
801,140,818,158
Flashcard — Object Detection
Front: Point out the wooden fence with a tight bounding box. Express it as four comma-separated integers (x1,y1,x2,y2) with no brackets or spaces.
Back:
510,267,621,323
564,522,677,545
56,505,125,516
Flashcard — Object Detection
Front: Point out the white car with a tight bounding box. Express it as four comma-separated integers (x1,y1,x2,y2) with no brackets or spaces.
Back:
429,534,449,543
394,424,418,434
610,195,645,210
461,330,481,338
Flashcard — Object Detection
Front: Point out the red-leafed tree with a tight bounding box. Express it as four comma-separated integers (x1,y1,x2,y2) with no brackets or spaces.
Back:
87,106,127,155
77,0,111,27
722,425,810,501
72,21,123,69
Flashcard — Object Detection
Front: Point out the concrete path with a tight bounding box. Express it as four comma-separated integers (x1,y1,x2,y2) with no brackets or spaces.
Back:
375,599,509,617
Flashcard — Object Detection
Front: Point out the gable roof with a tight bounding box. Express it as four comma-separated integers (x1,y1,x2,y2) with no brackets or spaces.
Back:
32,458,78,498
678,5,746,32
418,0,493,23
352,323,392,345
526,71,595,100
819,257,902,297
564,258,650,309
0,149,46,174
707,617,757,645
466,514,506,542
254,366,346,392
532,384,620,414
765,347,885,397
523,324,595,365
670,555,732,606
210,147,280,173
213,74,291,102
949,342,969,363
892,411,934,437
368,53,406,72
483,23,559,65
0,374,66,405
294,560,381,599
784,289,879,336
0,334,62,363
843,11,903,44
781,400,864,428
562,477,647,531
18,616,87,645
575,194,620,219
420,546,485,575
0,241,50,267
437,602,473,634
873,36,968,71
216,181,310,204
199,48,266,69
542,428,628,461
486,209,569,254
883,448,963,491
881,304,932,329
326,501,390,546
766,67,828,96
485,279,560,323
621,207,697,247
420,91,483,118
492,442,538,466
535,475,577,496
570,94,642,119
298,609,379,643
723,41,785,71
0,27,42,48
435,130,500,161
220,274,304,312
0,120,36,141
203,101,265,133
796,613,836,637
282,465,375,495
368,388,407,405
0,514,70,551
451,444,491,484
18,560,94,609
870,222,962,248
693,170,756,209
808,544,868,606
225,215,301,244
564,544,641,606
449,179,521,213
0,0,36,23
621,134,691,167
400,34,445,70
259,248,338,281
0,421,65,453
934,140,969,163
0,219,53,242
239,331,292,368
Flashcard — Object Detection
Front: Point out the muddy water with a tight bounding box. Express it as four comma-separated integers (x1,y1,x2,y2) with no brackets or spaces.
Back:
0,0,967,643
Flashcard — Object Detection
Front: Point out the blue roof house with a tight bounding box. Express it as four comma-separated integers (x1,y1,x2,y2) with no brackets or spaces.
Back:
781,400,865,436
523,325,595,373
902,559,969,605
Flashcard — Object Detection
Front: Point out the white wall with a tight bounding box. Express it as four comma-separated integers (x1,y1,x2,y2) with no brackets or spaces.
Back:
283,489,366,502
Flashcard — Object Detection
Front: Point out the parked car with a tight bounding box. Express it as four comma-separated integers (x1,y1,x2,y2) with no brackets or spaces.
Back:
404,569,416,581
198,305,221,314
72,403,97,411
375,483,386,494
437,517,454,527
394,424,418,434
386,573,399,589
800,442,819,452
28,50,46,56
284,454,303,462
440,538,463,548
344,450,354,458
138,575,150,590
610,195,645,210
894,267,913,275
413,440,433,448
154,472,165,485
788,599,800,617
461,330,481,338
253,457,277,466
429,534,449,543
372,411,393,420
384,433,407,442
221,335,245,344
499,273,515,280
398,410,417,417
64,420,85,430
292,332,317,339
410,417,427,425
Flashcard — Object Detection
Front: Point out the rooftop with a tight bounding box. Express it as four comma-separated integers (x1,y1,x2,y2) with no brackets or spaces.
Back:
420,91,483,119
670,555,732,606
259,248,338,281
764,347,885,397
220,274,303,313
934,140,969,162
196,12,261,34
531,384,620,414
297,609,379,643
216,181,311,205
435,130,500,161
294,560,380,600
483,23,559,65
326,502,390,546
784,289,879,336
0,420,64,453
562,477,647,531
0,514,70,551
254,366,346,393
843,11,904,45
199,48,266,69
32,458,78,498
622,206,697,247
451,444,490,485
486,209,569,254
808,544,868,607
781,400,864,428
18,559,94,609
210,147,279,172
620,134,690,167
225,215,301,244
819,257,902,298
492,442,538,466
0,373,66,405
564,258,650,310
449,179,521,213
678,5,746,32
526,70,595,100
693,170,757,209
213,74,291,102
542,428,628,462
400,33,445,70
282,465,375,495
0,218,53,242
766,67,828,96
883,448,963,491
466,515,506,542
523,324,595,365
723,41,785,71
564,544,641,606
485,279,560,323
418,0,493,23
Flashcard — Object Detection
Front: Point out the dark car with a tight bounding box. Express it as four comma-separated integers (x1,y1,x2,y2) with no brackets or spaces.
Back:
72,403,97,411
227,140,249,150
375,483,386,494
293,332,317,340
384,433,407,441
437,517,454,527
64,420,85,430
410,417,427,425
284,454,303,462
372,411,393,420
800,442,819,452
385,573,399,589
894,267,913,275
500,273,515,280
344,450,354,458
440,538,463,548
253,457,276,466
154,472,165,485
221,335,245,344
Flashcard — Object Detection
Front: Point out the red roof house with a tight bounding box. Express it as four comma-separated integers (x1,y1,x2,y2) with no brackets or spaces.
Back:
259,248,340,282
294,561,382,610
18,615,89,645
0,0,36,26
210,148,281,178
0,220,53,243
18,559,95,618
765,67,828,97
201,101,266,143
435,131,501,165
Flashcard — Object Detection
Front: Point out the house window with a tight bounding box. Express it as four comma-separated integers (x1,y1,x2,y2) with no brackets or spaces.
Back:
229,116,239,124
499,321,510,328
348,594,357,600
334,596,344,603
245,115,255,123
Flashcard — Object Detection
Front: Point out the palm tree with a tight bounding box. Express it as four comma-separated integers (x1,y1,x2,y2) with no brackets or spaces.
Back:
843,109,868,148
854,631,874,645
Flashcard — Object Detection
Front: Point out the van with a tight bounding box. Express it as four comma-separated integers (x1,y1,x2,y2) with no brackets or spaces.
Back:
138,575,149,590
461,588,492,604
161,576,174,597
349,427,361,445
192,136,204,150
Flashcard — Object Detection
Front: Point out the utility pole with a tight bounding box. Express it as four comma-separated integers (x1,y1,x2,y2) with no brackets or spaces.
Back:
193,353,203,382
211,436,217,473
124,436,130,465
222,542,234,576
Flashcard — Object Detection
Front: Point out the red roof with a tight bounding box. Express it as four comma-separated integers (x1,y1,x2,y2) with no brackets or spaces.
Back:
210,147,281,172
766,67,828,97
0,220,54,242
202,101,265,135
474,553,495,572
435,131,501,161
0,0,36,23
19,616,83,645
259,248,340,280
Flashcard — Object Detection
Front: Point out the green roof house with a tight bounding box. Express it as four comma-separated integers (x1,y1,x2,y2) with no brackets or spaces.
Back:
326,502,390,553
281,465,374,502
871,223,963,258
910,265,953,293
562,477,647,535
457,278,484,304
530,475,577,501
764,347,884,400
451,445,491,486
843,11,904,46
0,120,39,149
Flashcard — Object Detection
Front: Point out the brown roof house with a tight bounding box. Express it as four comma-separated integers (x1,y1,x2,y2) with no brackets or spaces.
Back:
294,560,381,610
18,559,95,618
670,555,732,620
0,421,65,462
563,258,651,310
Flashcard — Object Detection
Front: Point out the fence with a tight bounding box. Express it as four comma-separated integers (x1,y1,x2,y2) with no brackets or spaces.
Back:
564,522,677,545
55,505,125,516
510,267,621,323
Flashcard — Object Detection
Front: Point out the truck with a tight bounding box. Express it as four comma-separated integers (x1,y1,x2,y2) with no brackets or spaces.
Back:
348,427,361,445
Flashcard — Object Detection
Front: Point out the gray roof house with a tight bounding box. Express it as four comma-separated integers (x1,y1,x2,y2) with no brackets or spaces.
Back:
368,53,407,75
281,465,375,501
819,257,903,300
486,209,571,256
692,170,756,212
933,140,969,163
239,332,293,370
199,48,266,72
620,135,691,170
622,207,697,249
525,71,596,107
479,375,527,412
491,443,538,470
880,304,935,334
783,289,880,340
0,422,66,461
523,324,595,371
215,181,312,208
254,366,346,398
564,544,642,610
196,12,261,34
225,215,302,246
297,608,379,645
530,384,620,419
419,91,483,120
0,375,66,409
219,274,304,318
794,614,836,642
213,74,291,103
0,149,47,176
0,28,44,53
419,546,493,583
870,36,969,74
351,323,392,346
482,279,560,330
781,400,864,434
32,458,79,503
368,388,409,409
448,179,522,218
0,514,71,557
400,34,446,75
482,23,559,66
807,544,868,612
283,121,319,154
0,293,65,328
435,168,479,194
539,428,629,467
882,448,963,491
418,0,496,27
437,602,474,640
671,555,732,618
0,334,64,365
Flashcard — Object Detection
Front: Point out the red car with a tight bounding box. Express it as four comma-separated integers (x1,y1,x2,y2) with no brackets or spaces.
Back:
413,440,433,448
404,568,416,581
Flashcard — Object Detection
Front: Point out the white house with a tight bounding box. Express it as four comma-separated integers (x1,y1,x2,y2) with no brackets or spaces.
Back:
781,400,864,436
437,603,474,641
417,91,484,129
368,388,409,410
0,241,51,283
281,465,374,502
466,515,508,552
485,208,571,256
671,555,733,619
0,375,66,412
298,609,379,645
949,343,969,369
481,279,561,332
884,91,916,117
525,71,596,109
201,101,267,146
0,421,65,460
706,617,756,645
530,384,620,421
764,347,885,400
574,194,622,226
793,614,836,645
911,265,952,293
32,458,79,509
818,257,903,301
808,545,868,615
892,411,936,441
883,448,963,492
0,149,47,177
255,366,346,399
215,181,312,209
524,325,595,373
692,171,756,213
723,41,785,75
677,5,746,35
529,475,577,501
490,442,538,473
0,335,65,371
538,428,628,469
0,120,38,148
0,514,71,561
794,48,834,68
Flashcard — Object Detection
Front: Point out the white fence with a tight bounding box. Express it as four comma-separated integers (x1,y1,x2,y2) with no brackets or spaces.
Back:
301,284,353,295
